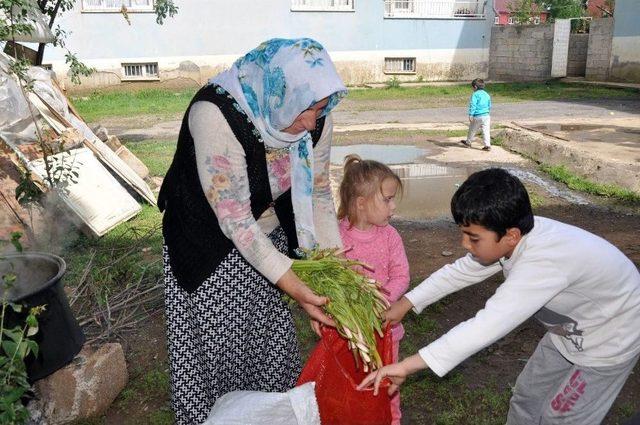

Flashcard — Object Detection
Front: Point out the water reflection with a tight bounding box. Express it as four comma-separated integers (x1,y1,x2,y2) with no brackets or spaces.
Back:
331,156,469,220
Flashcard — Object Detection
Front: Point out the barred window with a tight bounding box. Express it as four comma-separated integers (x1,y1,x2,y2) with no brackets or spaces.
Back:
122,62,159,80
384,57,416,74
82,0,153,12
384,0,486,19
291,0,354,11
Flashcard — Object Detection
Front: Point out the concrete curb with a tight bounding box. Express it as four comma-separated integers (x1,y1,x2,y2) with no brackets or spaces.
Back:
497,127,640,195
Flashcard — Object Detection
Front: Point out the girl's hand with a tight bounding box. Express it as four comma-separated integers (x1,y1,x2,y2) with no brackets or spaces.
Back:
277,269,336,328
357,354,427,396
383,296,414,327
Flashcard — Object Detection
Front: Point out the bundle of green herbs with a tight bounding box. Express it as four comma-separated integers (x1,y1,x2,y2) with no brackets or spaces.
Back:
292,248,390,372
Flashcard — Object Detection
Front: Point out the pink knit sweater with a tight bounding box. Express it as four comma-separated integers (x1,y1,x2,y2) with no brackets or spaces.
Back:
339,218,410,341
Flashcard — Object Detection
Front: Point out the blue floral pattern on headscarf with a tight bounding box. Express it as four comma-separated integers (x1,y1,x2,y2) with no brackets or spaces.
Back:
210,38,347,249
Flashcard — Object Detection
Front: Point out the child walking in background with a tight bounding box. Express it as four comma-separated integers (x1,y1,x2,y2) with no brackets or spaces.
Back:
462,78,492,151
337,155,410,425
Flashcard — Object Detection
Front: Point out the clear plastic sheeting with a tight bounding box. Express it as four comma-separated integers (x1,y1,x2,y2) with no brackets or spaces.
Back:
0,53,37,144
0,0,55,43
0,51,156,206
203,382,321,425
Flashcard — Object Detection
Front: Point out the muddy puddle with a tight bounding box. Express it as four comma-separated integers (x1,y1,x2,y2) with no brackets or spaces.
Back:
330,145,590,221
330,145,469,220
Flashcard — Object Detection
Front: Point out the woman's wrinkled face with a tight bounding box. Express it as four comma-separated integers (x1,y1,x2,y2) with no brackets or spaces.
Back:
282,97,329,135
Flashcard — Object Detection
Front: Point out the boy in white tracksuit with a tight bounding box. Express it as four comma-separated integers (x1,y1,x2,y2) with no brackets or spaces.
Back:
359,168,640,424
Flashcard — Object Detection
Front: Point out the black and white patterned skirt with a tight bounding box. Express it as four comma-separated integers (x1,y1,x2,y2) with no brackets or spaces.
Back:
163,227,301,424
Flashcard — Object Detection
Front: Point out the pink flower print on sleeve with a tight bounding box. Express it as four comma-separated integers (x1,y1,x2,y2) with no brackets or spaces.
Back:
211,155,232,171
267,149,292,193
236,227,255,250
216,199,251,221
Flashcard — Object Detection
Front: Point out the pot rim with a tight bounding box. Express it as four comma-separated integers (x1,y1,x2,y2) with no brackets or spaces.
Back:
0,252,67,302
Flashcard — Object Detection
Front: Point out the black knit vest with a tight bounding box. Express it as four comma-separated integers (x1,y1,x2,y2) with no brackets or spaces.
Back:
158,84,325,293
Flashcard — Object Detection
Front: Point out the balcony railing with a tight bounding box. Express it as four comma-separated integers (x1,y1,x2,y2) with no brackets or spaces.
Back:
384,0,486,18
291,0,355,11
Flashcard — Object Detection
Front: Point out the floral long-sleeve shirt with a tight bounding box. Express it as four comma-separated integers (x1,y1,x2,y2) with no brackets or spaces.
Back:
190,101,342,284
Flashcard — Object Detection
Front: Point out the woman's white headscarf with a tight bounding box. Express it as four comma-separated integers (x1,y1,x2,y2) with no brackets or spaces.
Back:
211,38,347,250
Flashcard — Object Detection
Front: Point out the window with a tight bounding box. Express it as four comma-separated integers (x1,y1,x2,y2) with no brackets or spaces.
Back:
384,57,416,74
82,0,153,12
533,16,541,24
122,62,159,80
508,16,515,25
384,0,485,18
494,16,499,24
291,0,354,11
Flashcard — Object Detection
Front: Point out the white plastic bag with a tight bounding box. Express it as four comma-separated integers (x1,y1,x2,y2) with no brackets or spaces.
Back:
202,382,320,425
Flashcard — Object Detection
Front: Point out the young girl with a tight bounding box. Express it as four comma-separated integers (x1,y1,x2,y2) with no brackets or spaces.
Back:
338,154,410,425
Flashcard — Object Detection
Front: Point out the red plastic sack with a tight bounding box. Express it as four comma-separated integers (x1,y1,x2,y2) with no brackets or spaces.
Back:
296,326,393,425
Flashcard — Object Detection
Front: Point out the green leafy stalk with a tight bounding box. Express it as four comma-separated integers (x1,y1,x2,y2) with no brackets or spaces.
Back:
292,248,390,371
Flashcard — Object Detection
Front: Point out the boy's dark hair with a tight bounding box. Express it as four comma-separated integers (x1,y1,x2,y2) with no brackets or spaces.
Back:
471,78,485,90
451,168,534,239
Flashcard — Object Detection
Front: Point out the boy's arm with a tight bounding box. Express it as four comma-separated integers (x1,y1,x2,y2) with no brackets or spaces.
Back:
385,229,410,303
418,258,568,377
405,253,502,314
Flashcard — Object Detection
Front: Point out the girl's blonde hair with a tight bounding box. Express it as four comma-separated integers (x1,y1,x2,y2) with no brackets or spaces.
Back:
337,154,403,223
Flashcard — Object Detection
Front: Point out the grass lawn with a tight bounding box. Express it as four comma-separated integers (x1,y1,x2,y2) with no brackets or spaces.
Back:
71,82,639,122
70,88,196,123
125,139,176,177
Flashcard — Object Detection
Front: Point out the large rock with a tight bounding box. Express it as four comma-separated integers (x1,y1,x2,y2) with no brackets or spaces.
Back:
33,343,128,424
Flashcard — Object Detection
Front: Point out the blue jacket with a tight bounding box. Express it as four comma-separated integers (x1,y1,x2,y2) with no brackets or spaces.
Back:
468,89,491,116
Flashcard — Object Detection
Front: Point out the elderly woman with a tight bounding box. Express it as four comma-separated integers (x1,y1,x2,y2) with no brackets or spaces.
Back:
158,38,347,423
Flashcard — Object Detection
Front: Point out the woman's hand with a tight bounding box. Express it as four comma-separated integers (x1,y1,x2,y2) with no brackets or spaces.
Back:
357,354,427,396
277,269,336,327
310,319,323,337
383,296,414,327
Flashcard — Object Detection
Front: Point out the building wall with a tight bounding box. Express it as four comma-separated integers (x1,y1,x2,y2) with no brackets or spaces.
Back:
43,0,494,89
585,17,614,81
610,0,640,83
489,23,554,81
567,33,588,77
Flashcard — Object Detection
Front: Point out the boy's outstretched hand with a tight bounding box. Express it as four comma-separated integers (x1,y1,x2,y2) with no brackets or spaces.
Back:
357,354,428,396
383,296,414,327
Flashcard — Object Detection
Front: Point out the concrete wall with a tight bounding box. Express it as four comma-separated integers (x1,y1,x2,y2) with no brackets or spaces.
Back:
489,24,554,81
585,18,614,81
610,0,640,82
567,33,588,77
41,0,494,90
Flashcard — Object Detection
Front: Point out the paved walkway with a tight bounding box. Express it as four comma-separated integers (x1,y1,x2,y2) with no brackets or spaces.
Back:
332,98,640,125
113,98,640,140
